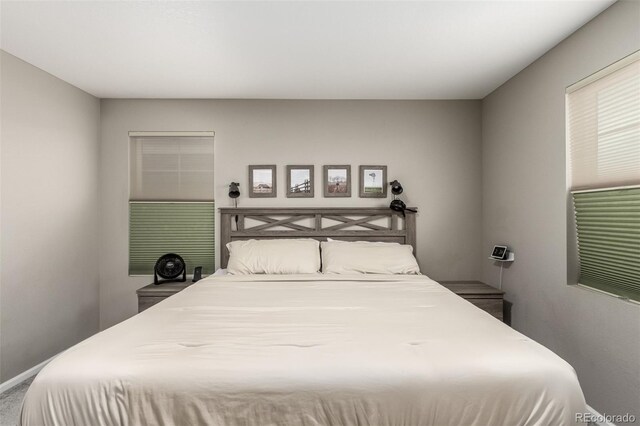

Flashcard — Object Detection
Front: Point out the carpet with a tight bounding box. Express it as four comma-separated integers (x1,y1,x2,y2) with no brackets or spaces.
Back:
0,377,33,426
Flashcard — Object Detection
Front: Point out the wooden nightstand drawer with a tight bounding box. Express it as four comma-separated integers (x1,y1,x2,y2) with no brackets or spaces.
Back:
136,282,192,313
439,280,504,321
465,298,503,321
138,296,169,313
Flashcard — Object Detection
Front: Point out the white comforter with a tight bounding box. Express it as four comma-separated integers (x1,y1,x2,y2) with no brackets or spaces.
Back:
21,274,586,426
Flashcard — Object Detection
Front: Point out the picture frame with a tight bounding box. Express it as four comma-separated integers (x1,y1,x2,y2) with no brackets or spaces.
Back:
359,165,387,198
323,165,351,197
248,165,277,198
286,165,314,198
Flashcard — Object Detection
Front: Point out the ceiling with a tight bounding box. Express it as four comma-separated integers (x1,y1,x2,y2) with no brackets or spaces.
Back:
0,1,615,99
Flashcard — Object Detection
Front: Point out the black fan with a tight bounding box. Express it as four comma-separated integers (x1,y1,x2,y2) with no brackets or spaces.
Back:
154,253,186,285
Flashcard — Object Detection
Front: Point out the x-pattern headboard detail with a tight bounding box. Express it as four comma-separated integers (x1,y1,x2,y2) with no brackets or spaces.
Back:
219,207,416,268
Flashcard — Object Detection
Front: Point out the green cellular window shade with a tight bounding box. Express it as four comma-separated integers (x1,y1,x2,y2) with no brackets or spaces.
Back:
129,202,215,275
573,187,640,302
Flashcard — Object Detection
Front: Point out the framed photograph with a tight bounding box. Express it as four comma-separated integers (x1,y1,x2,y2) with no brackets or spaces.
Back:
248,165,277,198
287,165,314,198
323,165,351,197
359,165,387,198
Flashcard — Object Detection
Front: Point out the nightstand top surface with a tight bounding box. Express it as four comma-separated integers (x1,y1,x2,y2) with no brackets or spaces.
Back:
438,280,504,295
137,281,193,296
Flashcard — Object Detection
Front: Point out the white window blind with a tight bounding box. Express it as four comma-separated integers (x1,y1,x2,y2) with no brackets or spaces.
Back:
567,52,640,302
567,52,640,191
130,134,214,201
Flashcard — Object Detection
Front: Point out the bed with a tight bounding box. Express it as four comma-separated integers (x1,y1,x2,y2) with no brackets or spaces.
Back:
20,208,586,426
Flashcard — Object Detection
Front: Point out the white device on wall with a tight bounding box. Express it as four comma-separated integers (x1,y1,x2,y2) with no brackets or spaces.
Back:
489,244,514,290
489,245,515,262
490,245,509,260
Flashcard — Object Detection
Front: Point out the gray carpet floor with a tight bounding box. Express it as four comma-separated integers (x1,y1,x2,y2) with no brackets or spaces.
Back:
0,377,32,426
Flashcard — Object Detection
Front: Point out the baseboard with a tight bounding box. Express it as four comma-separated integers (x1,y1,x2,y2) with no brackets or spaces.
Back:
586,404,617,426
0,353,59,394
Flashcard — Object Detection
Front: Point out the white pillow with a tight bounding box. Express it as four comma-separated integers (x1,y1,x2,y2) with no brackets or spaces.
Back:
226,239,321,275
321,240,420,275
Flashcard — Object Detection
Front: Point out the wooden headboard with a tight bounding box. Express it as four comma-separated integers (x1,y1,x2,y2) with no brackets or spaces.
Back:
219,207,416,268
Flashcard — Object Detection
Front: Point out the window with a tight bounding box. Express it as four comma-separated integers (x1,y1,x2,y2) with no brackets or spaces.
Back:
567,52,640,302
129,132,215,275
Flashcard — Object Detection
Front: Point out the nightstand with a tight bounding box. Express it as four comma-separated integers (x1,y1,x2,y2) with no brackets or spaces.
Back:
439,280,504,321
136,282,192,313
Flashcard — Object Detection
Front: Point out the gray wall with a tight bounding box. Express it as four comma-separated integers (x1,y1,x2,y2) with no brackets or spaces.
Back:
100,99,483,328
481,0,640,417
0,52,101,381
